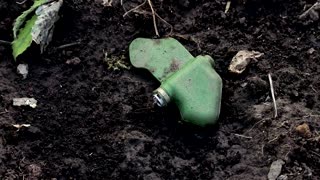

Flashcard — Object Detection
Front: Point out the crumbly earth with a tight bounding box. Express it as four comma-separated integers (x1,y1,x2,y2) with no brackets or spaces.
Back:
0,0,320,179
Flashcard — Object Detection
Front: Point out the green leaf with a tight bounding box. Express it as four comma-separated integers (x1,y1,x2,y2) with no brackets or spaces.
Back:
12,15,37,60
13,0,47,38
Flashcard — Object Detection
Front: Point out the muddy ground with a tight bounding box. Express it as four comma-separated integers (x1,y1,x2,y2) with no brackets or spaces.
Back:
0,0,320,179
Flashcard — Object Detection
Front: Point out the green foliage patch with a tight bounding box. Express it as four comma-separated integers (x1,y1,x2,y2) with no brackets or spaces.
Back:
12,0,47,60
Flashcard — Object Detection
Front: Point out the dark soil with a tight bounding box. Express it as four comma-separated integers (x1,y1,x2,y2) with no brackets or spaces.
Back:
1,0,320,179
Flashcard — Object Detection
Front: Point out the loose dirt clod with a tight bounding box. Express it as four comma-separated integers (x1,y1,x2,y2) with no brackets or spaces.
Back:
268,159,285,180
26,164,42,178
13,98,37,108
228,50,264,74
295,123,312,138
122,0,172,36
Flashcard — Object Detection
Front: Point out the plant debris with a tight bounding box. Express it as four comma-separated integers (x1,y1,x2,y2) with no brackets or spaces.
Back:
268,159,285,180
17,64,28,79
295,123,312,138
225,1,231,13
13,98,37,108
104,54,130,70
12,124,31,129
12,0,63,59
32,0,63,53
13,0,46,38
102,0,113,6
228,50,264,74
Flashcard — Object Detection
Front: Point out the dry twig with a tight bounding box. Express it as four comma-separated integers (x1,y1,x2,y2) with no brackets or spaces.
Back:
268,135,279,144
123,0,147,17
56,42,81,50
122,0,172,36
310,150,320,158
0,111,8,115
299,2,320,19
245,119,266,134
147,0,159,36
0,109,8,115
268,73,278,118
155,13,173,35
234,133,252,139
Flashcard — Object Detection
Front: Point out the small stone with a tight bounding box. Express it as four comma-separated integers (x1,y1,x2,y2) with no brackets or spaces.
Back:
27,164,42,177
240,82,248,87
17,64,28,79
268,159,285,180
292,90,299,97
295,123,312,138
239,17,246,24
307,48,315,54
66,57,81,65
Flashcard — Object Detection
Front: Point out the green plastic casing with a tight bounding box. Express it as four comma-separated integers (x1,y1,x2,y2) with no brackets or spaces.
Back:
160,55,222,126
129,38,223,127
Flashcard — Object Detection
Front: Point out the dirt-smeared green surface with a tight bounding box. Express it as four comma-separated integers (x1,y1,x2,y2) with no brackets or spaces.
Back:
0,0,320,179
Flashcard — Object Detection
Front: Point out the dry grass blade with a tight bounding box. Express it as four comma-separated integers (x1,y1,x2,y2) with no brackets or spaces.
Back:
147,0,159,36
56,41,81,50
268,73,278,118
122,0,170,36
245,119,266,134
234,133,252,139
123,0,147,17
155,13,173,35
